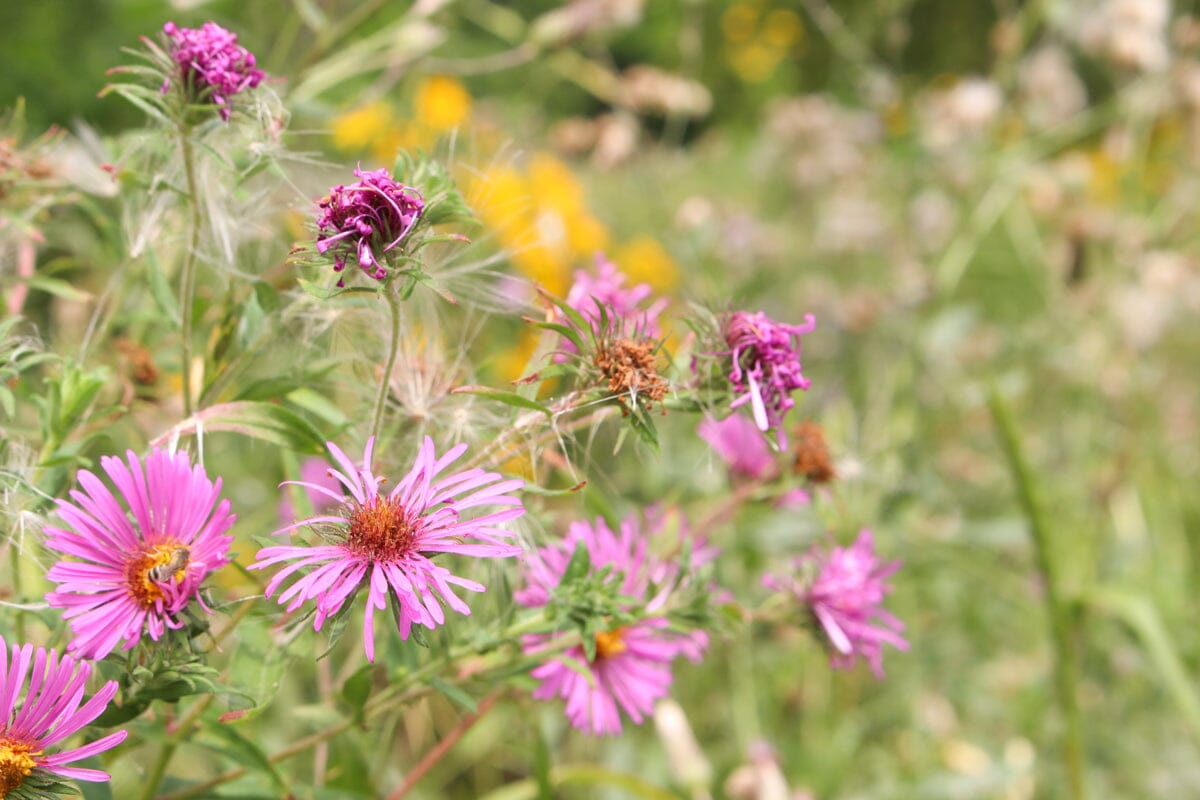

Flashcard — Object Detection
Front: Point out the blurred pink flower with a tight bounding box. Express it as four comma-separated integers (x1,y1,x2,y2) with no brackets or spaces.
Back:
0,637,128,794
44,449,235,660
697,414,776,480
277,457,343,523
564,253,667,343
766,530,907,678
722,310,816,447
251,437,524,662
162,21,264,121
316,167,425,286
517,515,712,735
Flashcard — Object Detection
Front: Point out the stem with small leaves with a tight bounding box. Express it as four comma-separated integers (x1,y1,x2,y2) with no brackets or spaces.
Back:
370,281,403,444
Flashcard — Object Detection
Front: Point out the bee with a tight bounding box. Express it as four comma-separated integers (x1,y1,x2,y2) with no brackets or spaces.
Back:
148,546,191,584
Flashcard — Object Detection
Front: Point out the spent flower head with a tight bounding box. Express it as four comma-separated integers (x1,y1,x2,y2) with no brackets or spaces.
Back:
722,310,816,447
161,21,264,121
251,437,524,662
0,637,128,799
44,448,235,660
517,514,714,735
764,529,907,678
316,166,425,287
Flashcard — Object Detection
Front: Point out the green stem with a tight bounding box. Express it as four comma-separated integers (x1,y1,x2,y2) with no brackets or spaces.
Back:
141,695,214,800
989,389,1085,800
9,542,23,642
177,124,202,418
369,283,402,445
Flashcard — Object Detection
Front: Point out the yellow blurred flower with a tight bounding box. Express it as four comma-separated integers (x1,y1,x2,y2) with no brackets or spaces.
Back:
721,2,804,83
467,154,610,296
615,236,679,294
331,101,393,152
414,75,472,132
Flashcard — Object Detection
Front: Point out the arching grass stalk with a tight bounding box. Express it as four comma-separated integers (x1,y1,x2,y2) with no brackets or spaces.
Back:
989,388,1085,800
177,123,202,417
370,281,403,444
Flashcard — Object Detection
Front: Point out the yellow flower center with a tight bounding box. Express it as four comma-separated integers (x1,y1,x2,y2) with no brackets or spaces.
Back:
125,542,189,608
0,737,40,798
346,496,417,562
593,628,628,661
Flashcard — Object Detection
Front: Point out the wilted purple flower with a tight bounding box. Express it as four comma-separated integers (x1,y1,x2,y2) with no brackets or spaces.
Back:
0,637,128,795
564,254,667,343
251,437,524,662
765,529,907,678
44,449,236,660
316,167,425,287
517,514,712,735
162,22,264,121
697,414,776,480
723,310,816,447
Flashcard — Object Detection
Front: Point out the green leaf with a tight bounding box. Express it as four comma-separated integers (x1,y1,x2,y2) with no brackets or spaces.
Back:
18,275,92,302
524,319,585,353
451,385,552,417
429,676,478,713
201,718,289,794
341,665,375,719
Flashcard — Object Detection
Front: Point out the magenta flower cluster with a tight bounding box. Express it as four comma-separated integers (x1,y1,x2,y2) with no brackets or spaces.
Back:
316,167,425,287
765,530,908,678
162,21,264,121
516,514,713,735
723,310,816,447
0,638,128,794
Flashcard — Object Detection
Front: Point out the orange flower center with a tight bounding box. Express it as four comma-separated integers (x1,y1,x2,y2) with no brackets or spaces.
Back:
593,628,628,661
124,542,189,608
0,736,40,797
346,495,417,562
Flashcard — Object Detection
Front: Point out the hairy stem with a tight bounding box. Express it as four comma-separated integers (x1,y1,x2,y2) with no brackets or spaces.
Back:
370,283,403,444
989,389,1085,800
177,124,202,417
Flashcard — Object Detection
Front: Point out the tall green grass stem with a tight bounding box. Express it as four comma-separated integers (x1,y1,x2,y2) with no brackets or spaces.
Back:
177,124,201,418
989,388,1085,800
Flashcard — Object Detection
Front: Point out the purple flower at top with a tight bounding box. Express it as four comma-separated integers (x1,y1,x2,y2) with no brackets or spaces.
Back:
162,22,264,121
0,637,128,796
316,167,425,287
765,529,907,678
44,449,236,660
517,514,714,735
564,254,668,344
250,437,524,662
697,414,777,480
722,310,816,447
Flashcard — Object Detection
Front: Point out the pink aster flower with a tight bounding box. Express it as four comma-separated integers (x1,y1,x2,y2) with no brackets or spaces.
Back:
0,637,128,797
44,449,235,660
162,22,264,121
316,167,425,287
765,530,907,678
722,310,816,448
559,254,668,353
250,437,524,662
697,414,776,480
517,514,713,735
